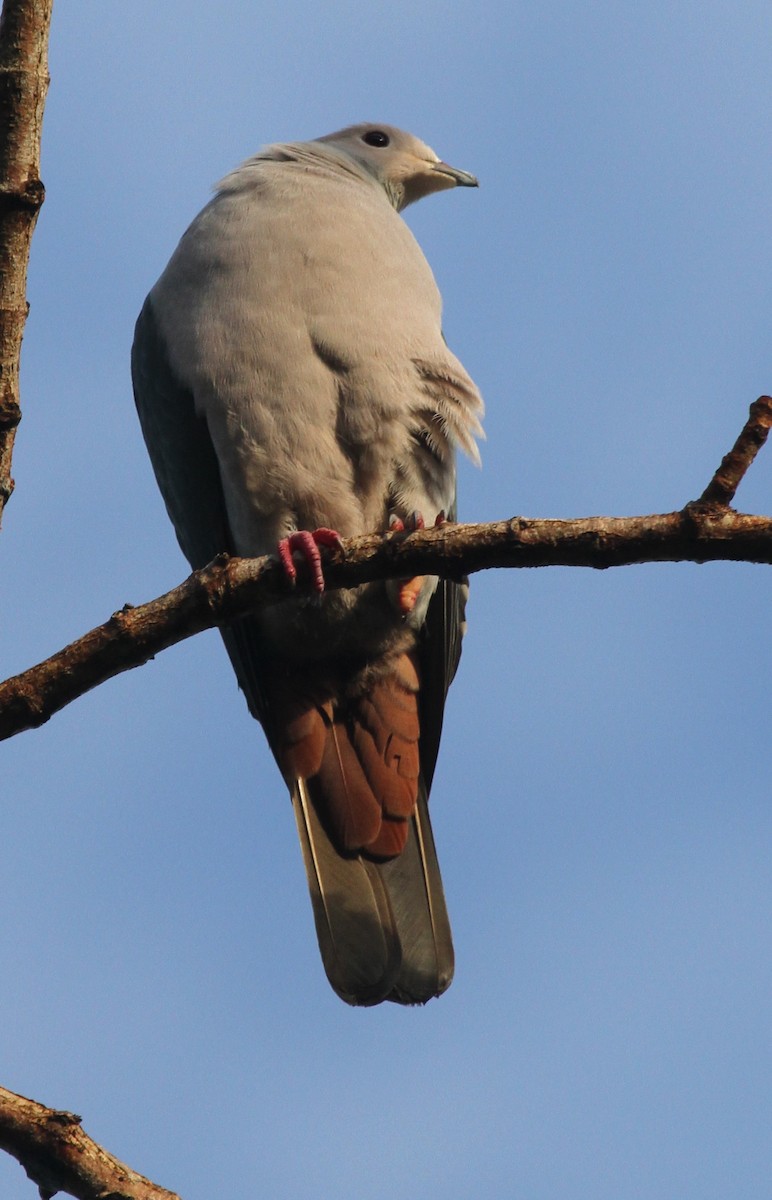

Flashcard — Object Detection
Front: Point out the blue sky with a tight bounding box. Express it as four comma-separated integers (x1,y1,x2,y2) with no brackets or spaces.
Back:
2,2,771,1197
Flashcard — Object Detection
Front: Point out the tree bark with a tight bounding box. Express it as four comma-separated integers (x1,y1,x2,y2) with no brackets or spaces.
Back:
0,0,52,524
0,1085,181,1200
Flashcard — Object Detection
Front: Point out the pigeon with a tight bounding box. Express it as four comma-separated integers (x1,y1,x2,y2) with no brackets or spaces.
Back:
131,123,483,1005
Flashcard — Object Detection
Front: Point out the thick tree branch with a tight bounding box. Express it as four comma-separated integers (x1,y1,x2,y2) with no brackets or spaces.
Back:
1,392,771,742
0,396,769,741
0,0,51,524
0,1085,181,1200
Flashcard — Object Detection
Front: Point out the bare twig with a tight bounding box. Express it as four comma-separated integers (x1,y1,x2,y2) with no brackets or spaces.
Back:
698,395,772,506
2,496,772,742
0,0,52,524
0,1085,181,1200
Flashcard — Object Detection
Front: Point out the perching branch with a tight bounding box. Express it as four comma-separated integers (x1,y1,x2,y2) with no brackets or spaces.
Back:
0,1085,181,1200
0,396,770,743
0,0,52,524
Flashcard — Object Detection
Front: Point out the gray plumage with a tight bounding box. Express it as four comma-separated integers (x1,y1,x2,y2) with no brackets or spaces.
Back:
132,123,483,1005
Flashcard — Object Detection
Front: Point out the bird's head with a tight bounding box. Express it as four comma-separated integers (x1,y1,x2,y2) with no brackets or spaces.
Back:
315,123,478,210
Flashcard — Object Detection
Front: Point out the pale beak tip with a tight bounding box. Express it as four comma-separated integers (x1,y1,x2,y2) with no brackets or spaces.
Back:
433,161,479,188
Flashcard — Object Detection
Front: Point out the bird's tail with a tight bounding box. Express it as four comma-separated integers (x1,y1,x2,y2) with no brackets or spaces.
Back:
292,775,454,1006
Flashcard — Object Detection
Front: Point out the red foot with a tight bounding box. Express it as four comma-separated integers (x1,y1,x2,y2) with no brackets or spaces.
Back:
389,509,446,533
389,510,428,534
277,528,342,593
387,510,445,615
397,577,425,614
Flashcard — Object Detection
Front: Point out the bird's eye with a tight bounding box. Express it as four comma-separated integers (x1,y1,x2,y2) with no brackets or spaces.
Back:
362,130,390,148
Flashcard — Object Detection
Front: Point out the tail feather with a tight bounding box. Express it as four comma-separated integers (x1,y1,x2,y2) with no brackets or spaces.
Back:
272,649,453,1005
292,779,402,1005
380,786,454,1004
350,718,416,820
317,722,383,849
272,652,422,856
292,777,454,1006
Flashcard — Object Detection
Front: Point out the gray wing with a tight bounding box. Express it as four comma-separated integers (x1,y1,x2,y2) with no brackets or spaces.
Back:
416,499,467,792
131,295,270,720
131,296,230,571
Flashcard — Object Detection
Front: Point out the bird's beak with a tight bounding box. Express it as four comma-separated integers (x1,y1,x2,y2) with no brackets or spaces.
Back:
431,161,479,188
399,156,479,208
